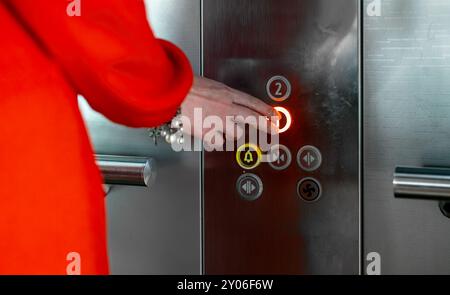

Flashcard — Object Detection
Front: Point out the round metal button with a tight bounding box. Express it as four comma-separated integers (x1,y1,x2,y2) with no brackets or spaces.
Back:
236,143,262,170
297,177,322,203
297,145,322,172
236,174,263,201
268,144,292,171
266,75,292,102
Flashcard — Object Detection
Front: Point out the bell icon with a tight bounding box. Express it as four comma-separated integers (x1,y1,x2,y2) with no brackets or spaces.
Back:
244,150,254,164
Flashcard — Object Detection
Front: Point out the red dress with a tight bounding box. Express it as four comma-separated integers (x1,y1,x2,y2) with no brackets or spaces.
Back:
0,0,193,274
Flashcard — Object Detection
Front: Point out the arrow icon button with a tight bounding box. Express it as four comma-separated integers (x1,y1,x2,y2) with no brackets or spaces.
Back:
297,146,322,172
236,174,263,201
268,144,292,171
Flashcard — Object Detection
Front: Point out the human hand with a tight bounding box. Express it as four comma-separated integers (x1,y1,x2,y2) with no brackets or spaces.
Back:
181,76,280,143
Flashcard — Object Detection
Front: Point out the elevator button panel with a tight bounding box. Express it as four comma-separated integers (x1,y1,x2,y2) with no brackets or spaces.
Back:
203,0,359,274
297,146,322,172
236,173,263,201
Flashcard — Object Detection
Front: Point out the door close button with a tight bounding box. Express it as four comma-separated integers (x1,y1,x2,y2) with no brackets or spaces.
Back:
268,144,292,170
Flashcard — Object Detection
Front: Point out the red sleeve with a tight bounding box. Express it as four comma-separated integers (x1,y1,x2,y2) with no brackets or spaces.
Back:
6,0,193,127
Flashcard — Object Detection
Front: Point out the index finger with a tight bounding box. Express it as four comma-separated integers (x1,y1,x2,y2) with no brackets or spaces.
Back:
230,88,280,121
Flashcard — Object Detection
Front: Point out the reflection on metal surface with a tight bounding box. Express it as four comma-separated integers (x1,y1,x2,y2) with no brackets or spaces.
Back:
204,0,359,275
96,155,156,187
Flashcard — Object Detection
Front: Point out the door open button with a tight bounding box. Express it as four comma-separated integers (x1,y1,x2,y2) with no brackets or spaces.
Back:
297,145,322,172
236,174,263,201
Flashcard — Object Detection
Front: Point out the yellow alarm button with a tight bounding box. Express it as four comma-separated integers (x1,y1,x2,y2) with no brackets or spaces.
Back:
236,143,262,170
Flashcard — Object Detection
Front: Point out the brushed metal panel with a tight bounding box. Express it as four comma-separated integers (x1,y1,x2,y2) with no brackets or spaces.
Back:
203,0,359,274
79,0,202,274
363,0,450,274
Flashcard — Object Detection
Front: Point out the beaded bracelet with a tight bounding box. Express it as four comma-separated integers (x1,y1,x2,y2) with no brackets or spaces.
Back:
148,109,184,145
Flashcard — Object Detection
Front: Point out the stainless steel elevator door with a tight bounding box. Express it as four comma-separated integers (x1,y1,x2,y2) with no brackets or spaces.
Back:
363,0,450,274
79,0,202,274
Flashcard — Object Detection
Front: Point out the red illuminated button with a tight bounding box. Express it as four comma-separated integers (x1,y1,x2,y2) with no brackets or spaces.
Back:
274,106,292,134
266,75,292,102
